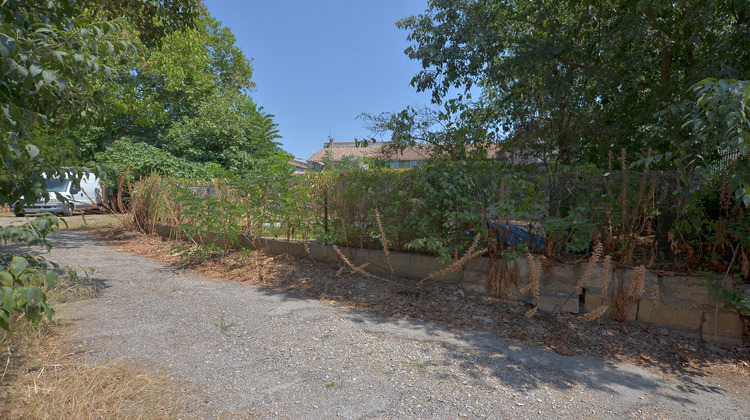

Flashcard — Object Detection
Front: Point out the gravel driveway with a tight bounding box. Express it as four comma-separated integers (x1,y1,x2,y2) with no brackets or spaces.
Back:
42,231,750,419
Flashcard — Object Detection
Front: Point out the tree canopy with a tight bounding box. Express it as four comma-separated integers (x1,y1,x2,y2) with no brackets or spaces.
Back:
2,0,287,211
0,0,200,210
72,11,287,180
394,0,750,166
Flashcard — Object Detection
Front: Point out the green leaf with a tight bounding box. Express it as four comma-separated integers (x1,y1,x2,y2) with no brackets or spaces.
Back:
9,256,28,277
45,270,58,289
25,144,40,158
42,302,55,321
42,70,56,85
0,309,9,331
29,63,43,78
0,33,17,57
26,287,42,307
0,271,12,287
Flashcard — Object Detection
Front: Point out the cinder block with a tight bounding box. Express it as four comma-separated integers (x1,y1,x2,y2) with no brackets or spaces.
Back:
238,234,254,249
611,267,657,295
388,252,462,283
465,257,491,274
264,239,294,256
515,254,576,291
307,244,338,265
537,293,579,314
154,223,173,238
584,293,637,321
575,261,614,294
502,282,527,302
482,274,528,301
540,263,578,294
702,311,744,346
660,275,714,306
462,268,489,287
637,298,703,331
640,270,660,300
283,242,307,259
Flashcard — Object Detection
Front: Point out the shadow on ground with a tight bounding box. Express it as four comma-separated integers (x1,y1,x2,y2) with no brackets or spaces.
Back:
94,226,748,404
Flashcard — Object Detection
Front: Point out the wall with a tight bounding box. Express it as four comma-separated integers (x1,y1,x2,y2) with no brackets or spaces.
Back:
153,224,749,347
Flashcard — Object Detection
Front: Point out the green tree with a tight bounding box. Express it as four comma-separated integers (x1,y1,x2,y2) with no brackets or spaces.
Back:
0,0,197,330
669,78,750,206
397,0,750,165
76,11,285,178
0,0,198,136
1,0,198,209
160,95,284,176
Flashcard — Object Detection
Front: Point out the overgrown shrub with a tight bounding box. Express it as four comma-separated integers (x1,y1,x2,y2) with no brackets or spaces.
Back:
0,215,61,330
131,155,750,277
93,137,213,186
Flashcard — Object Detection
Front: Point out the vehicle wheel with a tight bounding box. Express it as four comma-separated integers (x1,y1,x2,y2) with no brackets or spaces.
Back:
63,203,74,217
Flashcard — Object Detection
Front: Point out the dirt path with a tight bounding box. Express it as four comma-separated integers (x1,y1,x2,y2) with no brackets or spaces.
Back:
46,231,749,419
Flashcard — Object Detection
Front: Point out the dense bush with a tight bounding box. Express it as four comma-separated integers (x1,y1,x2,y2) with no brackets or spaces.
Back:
0,215,61,330
134,156,750,276
93,137,215,186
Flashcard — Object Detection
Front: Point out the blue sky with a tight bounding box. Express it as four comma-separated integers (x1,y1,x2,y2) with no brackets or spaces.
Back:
203,0,435,160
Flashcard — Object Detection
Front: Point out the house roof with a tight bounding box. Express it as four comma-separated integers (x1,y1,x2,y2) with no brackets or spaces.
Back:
288,158,308,171
307,141,432,163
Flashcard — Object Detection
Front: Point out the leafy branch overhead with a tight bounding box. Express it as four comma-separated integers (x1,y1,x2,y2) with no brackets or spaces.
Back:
394,0,750,166
0,0,199,135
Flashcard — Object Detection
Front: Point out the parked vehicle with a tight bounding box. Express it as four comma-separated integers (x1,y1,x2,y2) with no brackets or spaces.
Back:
18,172,103,216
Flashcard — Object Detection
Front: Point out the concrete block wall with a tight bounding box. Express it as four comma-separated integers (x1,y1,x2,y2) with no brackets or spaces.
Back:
460,252,747,346
152,224,748,347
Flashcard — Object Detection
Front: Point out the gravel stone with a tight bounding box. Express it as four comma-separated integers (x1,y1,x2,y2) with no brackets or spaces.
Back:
35,231,750,419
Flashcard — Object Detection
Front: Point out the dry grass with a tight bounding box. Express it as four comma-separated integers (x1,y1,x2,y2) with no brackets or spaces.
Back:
520,253,541,298
415,233,487,287
47,269,101,304
578,242,603,292
488,258,519,298
519,253,542,317
579,305,608,323
0,264,182,419
333,244,395,284
1,322,181,420
374,209,398,283
332,220,487,291
600,255,612,298
628,265,646,300
61,215,123,231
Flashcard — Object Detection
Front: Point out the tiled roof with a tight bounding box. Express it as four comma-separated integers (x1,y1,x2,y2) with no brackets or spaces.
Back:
307,141,505,164
288,159,308,170
307,144,385,163
307,142,432,163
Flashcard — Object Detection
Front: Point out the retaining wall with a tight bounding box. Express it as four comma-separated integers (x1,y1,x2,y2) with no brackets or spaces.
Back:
153,224,749,347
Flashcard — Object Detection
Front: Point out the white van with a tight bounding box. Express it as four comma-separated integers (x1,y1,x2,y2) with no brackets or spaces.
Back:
20,172,103,216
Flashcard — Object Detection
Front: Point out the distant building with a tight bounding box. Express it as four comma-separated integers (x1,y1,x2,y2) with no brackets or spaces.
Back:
306,139,533,170
288,158,308,173
306,140,431,170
